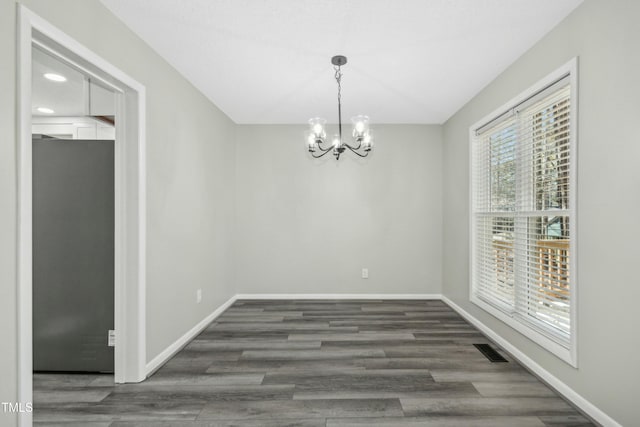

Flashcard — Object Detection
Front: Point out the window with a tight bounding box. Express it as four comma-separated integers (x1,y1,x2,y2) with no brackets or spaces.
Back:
470,59,577,366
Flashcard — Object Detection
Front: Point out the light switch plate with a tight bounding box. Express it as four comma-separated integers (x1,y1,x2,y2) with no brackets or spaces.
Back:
108,330,115,347
362,268,369,279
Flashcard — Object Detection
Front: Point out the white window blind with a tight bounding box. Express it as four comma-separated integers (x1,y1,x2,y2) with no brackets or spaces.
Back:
471,66,576,360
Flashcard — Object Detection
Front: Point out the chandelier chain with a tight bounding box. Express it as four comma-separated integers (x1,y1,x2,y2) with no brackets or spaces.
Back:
334,65,343,142
334,65,342,106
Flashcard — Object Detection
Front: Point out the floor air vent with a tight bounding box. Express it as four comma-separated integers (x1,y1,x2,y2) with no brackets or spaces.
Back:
473,344,508,362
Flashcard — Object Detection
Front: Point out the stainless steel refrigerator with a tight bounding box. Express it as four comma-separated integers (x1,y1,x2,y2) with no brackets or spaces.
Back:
32,138,115,373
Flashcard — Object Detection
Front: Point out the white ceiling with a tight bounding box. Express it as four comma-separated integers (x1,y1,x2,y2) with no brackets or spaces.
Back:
100,0,582,124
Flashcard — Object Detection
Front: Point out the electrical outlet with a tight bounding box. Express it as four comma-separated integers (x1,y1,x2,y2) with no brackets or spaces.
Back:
362,268,369,279
197,289,202,303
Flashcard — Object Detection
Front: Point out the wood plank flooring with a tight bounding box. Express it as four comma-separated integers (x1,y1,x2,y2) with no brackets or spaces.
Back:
33,299,596,426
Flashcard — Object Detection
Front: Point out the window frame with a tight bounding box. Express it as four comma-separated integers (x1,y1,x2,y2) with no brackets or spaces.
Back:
469,58,578,367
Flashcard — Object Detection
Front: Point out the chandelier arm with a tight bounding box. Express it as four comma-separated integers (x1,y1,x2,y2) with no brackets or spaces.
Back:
310,148,334,159
315,140,333,152
342,139,362,151
344,144,370,157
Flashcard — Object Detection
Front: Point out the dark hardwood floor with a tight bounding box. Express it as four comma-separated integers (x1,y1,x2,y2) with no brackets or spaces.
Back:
33,299,595,426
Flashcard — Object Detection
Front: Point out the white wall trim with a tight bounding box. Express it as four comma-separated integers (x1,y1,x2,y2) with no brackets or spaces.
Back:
235,293,443,300
441,296,621,427
17,7,146,425
145,295,238,376
29,23,148,384
17,8,34,427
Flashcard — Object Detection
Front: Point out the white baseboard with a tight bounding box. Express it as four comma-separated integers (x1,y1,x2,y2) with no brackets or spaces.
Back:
235,293,443,300
145,294,238,376
441,295,621,427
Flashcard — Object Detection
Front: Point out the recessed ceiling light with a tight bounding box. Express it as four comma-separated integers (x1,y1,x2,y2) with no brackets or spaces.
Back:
36,107,55,114
44,73,67,82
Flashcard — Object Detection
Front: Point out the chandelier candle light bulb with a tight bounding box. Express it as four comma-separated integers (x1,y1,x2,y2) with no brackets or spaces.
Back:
306,55,374,160
352,115,369,138
362,131,373,150
332,135,341,149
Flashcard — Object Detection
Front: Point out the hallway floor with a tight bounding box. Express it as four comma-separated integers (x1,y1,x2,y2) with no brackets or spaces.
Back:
33,299,594,426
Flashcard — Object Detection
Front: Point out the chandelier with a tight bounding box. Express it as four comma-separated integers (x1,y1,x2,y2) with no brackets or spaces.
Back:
306,55,373,160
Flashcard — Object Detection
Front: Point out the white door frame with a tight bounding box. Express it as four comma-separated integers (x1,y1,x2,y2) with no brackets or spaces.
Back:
17,5,146,426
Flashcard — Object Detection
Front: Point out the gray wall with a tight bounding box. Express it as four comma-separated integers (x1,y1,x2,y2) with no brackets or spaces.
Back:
0,2,236,424
442,0,640,425
235,125,443,295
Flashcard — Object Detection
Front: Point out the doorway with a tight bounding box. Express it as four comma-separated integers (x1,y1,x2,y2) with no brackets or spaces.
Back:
32,45,117,373
18,6,147,426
